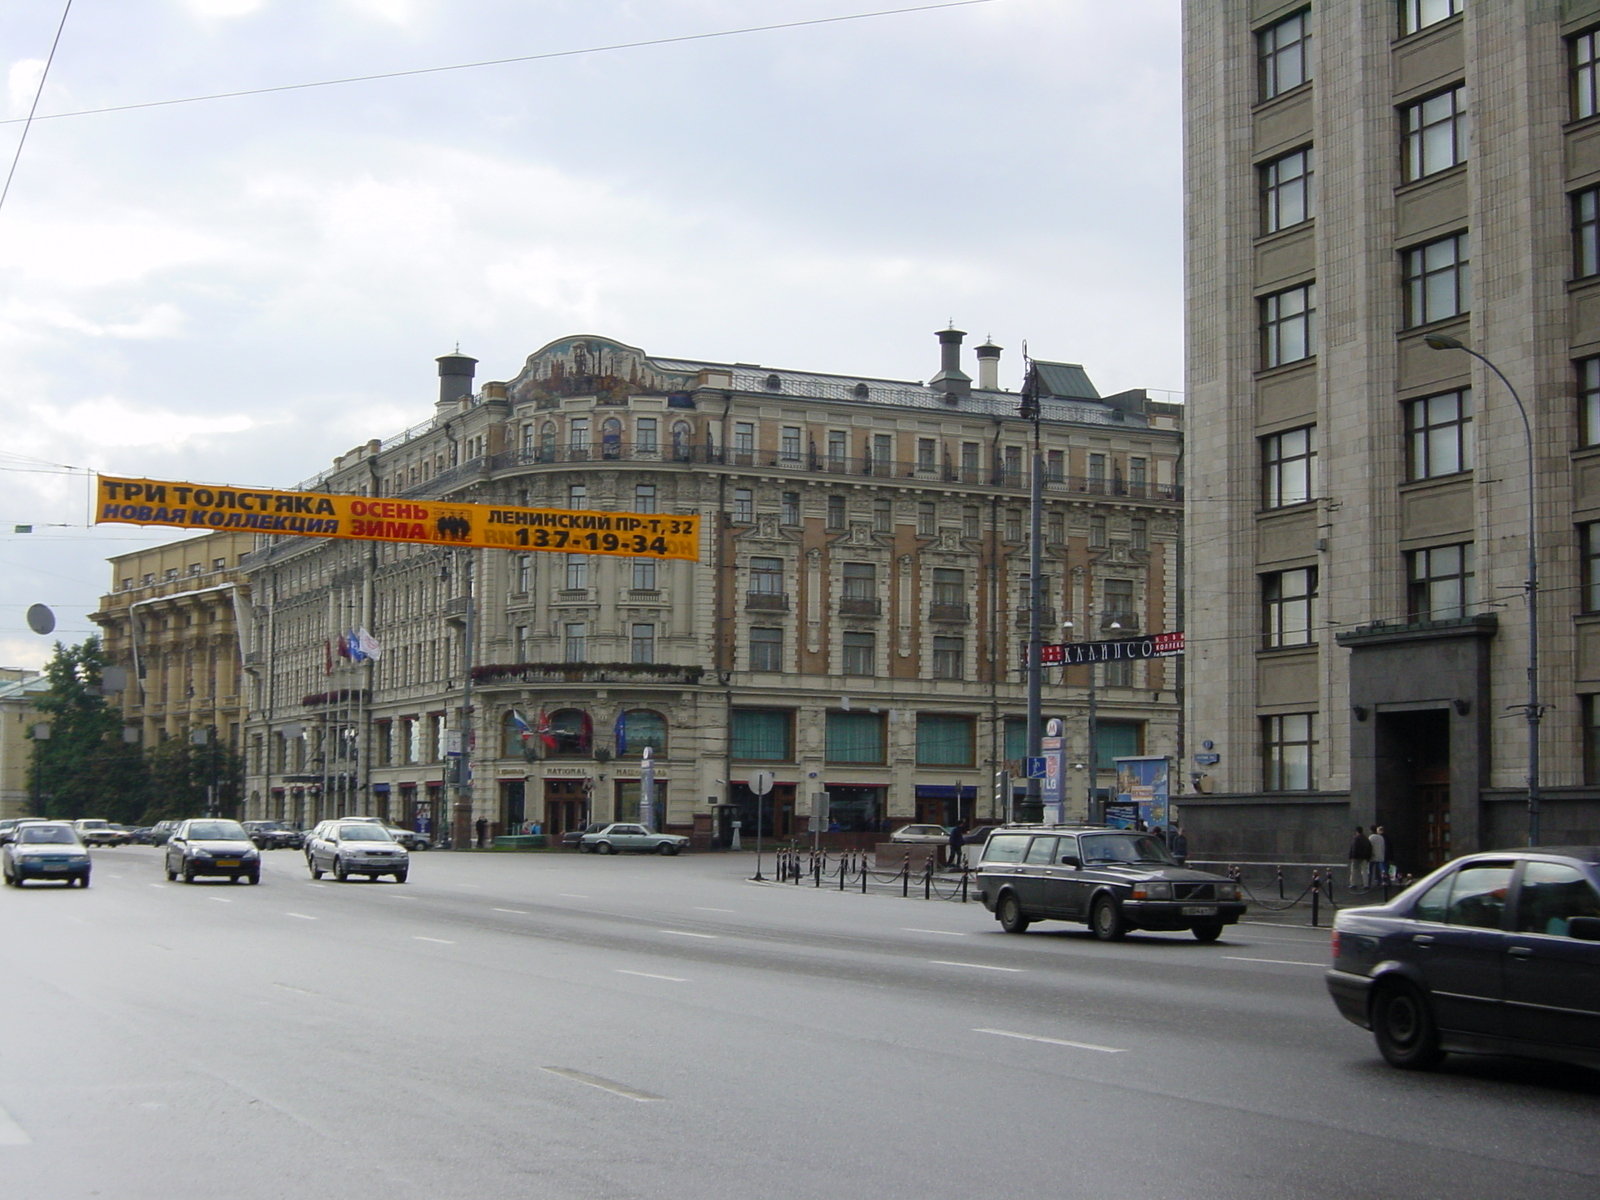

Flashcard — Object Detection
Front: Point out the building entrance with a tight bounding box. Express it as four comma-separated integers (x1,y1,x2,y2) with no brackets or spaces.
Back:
543,778,589,837
1375,709,1451,877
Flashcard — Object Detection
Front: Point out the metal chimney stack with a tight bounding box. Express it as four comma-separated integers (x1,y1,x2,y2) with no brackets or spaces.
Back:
436,353,478,413
975,339,1002,391
930,328,971,401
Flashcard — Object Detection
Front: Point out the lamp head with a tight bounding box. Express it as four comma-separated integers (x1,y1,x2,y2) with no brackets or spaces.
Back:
1424,334,1464,351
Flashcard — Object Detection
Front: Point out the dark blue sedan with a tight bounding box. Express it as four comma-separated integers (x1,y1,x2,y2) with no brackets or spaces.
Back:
1327,847,1600,1070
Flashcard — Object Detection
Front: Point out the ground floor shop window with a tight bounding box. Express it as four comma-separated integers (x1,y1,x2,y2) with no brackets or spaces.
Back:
824,785,883,832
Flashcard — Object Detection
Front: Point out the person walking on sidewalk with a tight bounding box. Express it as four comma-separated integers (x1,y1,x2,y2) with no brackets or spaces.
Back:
946,822,966,870
1169,824,1189,865
1368,825,1387,886
474,817,488,849
1347,826,1372,888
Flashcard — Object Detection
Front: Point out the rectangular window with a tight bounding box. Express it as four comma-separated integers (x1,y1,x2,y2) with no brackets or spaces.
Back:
1261,146,1314,233
1402,86,1468,181
750,556,784,594
749,627,783,672
932,636,964,680
1046,449,1065,483
1583,358,1600,448
963,506,981,539
568,483,587,509
1584,523,1600,613
781,491,800,525
633,483,656,512
1090,516,1107,548
1048,511,1065,544
1104,661,1134,688
733,488,754,523
828,495,846,529
636,417,658,453
733,422,755,455
826,710,885,764
827,430,847,469
843,562,876,600
1257,9,1310,101
871,433,893,476
1261,283,1316,367
780,426,802,464
1401,0,1462,36
631,557,657,591
1096,719,1141,770
1575,28,1600,120
1263,713,1315,791
1405,389,1473,479
1005,509,1023,542
916,713,974,767
960,442,980,480
1102,578,1134,626
917,501,936,537
916,438,937,472
1576,188,1600,279
932,568,964,608
1262,426,1317,508
630,623,655,664
1586,695,1600,784
515,625,529,663
569,417,590,453
516,554,532,593
842,631,875,676
732,709,792,760
1408,543,1476,620
1131,519,1147,551
873,498,892,532
1403,233,1469,326
1263,567,1318,647
1003,445,1023,486
564,622,587,662
564,554,588,591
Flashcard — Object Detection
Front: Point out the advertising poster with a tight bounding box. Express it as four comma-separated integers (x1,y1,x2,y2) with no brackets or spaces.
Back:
1111,756,1171,830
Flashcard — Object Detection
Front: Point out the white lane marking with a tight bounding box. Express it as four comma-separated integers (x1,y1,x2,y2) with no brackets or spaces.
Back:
208,897,233,903
493,907,529,914
975,1028,1126,1054
558,893,590,899
540,1066,662,1102
618,970,687,982
694,906,735,913
108,874,123,879
306,884,326,889
285,912,318,921
414,936,456,945
148,883,168,889
659,930,717,939
273,983,316,995
1224,956,1325,967
930,960,1023,972
0,1101,32,1145
457,884,480,889
903,927,967,936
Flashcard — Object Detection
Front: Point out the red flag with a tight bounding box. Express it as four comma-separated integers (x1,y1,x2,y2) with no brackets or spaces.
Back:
537,710,557,752
324,638,333,674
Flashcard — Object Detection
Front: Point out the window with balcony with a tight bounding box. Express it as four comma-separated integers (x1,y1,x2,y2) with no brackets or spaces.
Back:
733,422,755,458
870,433,893,476
1402,86,1468,181
569,417,590,455
1403,233,1469,326
916,438,937,473
932,568,965,618
1407,543,1475,621
842,631,875,676
1262,426,1317,508
564,555,588,591
749,556,784,610
843,562,875,601
960,442,980,480
1046,449,1065,483
1102,579,1135,629
1003,445,1023,486
636,417,658,454
1263,567,1317,647
1263,713,1316,791
1261,283,1316,367
749,627,783,672
932,636,964,680
1401,0,1462,36
827,430,847,469
1257,9,1311,101
731,709,792,760
1260,146,1314,233
1405,389,1473,479
781,426,802,464
631,557,656,591
916,713,974,766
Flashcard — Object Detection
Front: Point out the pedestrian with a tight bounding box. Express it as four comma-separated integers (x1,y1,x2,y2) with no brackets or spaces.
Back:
1368,825,1387,886
1169,824,1189,865
1151,824,1169,846
947,821,966,870
475,817,488,849
1348,825,1372,888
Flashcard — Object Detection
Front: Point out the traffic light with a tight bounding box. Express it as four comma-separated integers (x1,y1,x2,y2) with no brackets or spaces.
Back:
993,771,1012,820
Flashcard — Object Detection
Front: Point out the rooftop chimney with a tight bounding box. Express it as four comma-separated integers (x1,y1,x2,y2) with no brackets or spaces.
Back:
436,352,478,413
975,338,1002,391
930,327,971,401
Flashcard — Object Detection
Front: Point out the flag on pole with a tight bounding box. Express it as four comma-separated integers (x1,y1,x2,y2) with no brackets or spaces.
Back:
509,710,533,742
336,632,351,660
323,639,334,674
614,711,627,755
355,627,382,662
536,710,557,752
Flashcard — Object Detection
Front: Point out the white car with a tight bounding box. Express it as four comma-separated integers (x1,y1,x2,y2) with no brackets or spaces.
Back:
889,824,951,845
578,823,689,856
308,821,409,882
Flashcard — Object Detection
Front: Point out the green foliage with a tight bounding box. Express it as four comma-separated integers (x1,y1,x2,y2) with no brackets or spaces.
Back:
143,730,244,824
30,637,148,823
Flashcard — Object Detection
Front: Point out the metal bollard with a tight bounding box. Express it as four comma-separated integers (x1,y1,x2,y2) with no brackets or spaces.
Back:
1277,865,1284,900
901,860,910,897
924,858,933,900
960,868,969,904
1310,870,1321,927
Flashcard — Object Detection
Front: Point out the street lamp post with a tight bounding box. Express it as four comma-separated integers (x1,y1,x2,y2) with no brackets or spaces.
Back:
1022,372,1045,824
1424,334,1541,846
1062,617,1119,823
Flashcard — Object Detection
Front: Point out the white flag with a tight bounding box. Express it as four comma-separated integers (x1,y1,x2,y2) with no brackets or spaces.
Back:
356,627,383,662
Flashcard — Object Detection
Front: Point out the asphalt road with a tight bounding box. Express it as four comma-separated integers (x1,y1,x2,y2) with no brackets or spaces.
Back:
2,846,1597,1200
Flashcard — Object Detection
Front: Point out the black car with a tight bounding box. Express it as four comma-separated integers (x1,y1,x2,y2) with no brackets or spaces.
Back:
974,825,1247,941
561,823,603,850
1327,847,1600,1071
243,820,304,850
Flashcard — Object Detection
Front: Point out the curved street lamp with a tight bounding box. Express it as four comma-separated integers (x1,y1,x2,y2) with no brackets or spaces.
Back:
1423,333,1541,846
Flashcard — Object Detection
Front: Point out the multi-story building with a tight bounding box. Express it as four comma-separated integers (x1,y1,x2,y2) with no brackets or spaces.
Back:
240,331,1183,844
0,669,49,819
89,531,256,749
1184,0,1600,869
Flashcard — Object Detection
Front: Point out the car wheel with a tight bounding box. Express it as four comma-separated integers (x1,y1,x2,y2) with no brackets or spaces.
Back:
597,842,614,855
394,871,408,884
656,842,674,856
247,871,260,885
577,843,591,853
1090,895,1128,941
997,892,1031,934
666,846,681,856
78,875,90,889
333,858,349,882
165,865,177,881
309,862,324,880
183,866,195,884
1191,923,1224,943
1371,980,1444,1070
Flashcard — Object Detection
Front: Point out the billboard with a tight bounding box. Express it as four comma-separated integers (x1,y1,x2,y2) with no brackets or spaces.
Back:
1110,756,1171,831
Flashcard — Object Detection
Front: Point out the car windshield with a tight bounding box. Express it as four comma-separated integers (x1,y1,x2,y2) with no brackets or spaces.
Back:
19,826,77,844
78,820,109,829
1079,833,1177,866
187,821,248,841
339,826,394,841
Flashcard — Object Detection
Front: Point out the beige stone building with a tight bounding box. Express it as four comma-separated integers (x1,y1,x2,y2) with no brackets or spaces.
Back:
1184,0,1600,868
240,332,1184,843
0,670,49,819
89,531,256,749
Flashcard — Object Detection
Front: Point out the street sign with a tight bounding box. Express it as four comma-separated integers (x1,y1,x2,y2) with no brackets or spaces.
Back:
1194,753,1220,765
1025,757,1048,779
750,770,776,796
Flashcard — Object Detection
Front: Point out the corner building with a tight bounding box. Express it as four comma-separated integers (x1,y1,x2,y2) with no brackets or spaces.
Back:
241,332,1182,844
1184,0,1600,868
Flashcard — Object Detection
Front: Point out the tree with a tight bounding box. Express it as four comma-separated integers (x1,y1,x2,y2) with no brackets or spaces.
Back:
143,728,244,823
30,637,149,823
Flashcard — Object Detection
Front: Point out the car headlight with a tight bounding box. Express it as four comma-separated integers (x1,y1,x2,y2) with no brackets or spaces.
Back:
1216,883,1240,901
1131,882,1172,900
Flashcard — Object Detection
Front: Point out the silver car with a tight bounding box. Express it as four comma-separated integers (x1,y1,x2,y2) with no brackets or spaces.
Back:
578,823,689,856
308,822,409,882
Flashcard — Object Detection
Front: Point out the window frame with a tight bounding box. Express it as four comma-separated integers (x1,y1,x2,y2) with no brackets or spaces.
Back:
931,636,964,681
1407,542,1477,621
1582,522,1600,614
1400,0,1463,37
1582,357,1600,448
915,713,975,767
1262,425,1317,508
825,710,886,765
842,630,876,676
731,708,793,761
1574,28,1600,121
1401,85,1468,182
1257,9,1311,102
1260,146,1314,234
1260,283,1317,367
749,627,783,673
1262,713,1316,791
1402,233,1470,327
1262,567,1318,648
1404,389,1474,480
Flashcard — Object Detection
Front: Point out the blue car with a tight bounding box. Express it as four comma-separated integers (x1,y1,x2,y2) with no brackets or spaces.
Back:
2,822,92,888
1327,847,1600,1070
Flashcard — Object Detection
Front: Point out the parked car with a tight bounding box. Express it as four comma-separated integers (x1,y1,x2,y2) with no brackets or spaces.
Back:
890,824,951,845
164,819,261,884
562,823,604,850
385,826,431,851
73,819,130,847
0,818,44,844
147,820,180,846
2,822,91,887
243,820,304,850
578,823,689,856
307,821,409,882
1327,846,1600,1071
974,825,1247,942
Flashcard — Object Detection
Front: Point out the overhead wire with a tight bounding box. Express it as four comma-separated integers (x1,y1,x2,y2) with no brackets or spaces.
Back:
0,0,73,216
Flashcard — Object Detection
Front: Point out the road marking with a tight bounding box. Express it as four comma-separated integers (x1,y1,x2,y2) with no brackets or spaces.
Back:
0,1101,32,1145
903,927,967,936
1224,956,1325,967
930,960,1023,972
974,1028,1126,1054
540,1066,662,1102
306,884,326,889
148,883,168,889
493,907,529,914
659,930,717,939
108,873,123,879
273,982,317,995
285,912,318,921
414,936,456,945
208,897,233,903
618,970,687,982
694,906,735,913
457,884,481,889
558,893,590,899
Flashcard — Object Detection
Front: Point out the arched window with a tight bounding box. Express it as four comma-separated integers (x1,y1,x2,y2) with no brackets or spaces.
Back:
616,709,667,756
672,421,693,461
547,709,592,756
502,710,534,759
601,418,623,460
540,422,557,462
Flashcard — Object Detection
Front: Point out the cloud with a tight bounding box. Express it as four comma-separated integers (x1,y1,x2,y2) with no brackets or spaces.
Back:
183,0,267,19
30,396,257,450
6,58,45,117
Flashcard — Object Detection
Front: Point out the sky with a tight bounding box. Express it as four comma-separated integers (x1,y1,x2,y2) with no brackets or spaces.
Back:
0,0,1182,670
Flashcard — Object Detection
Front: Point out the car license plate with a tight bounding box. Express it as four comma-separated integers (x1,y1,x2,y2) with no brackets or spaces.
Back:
1182,905,1218,917
217,859,241,868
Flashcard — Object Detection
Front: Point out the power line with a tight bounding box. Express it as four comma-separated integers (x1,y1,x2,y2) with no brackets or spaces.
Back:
0,0,997,128
0,0,73,215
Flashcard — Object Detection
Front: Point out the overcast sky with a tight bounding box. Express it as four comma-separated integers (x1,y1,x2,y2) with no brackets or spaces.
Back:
0,0,1181,669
